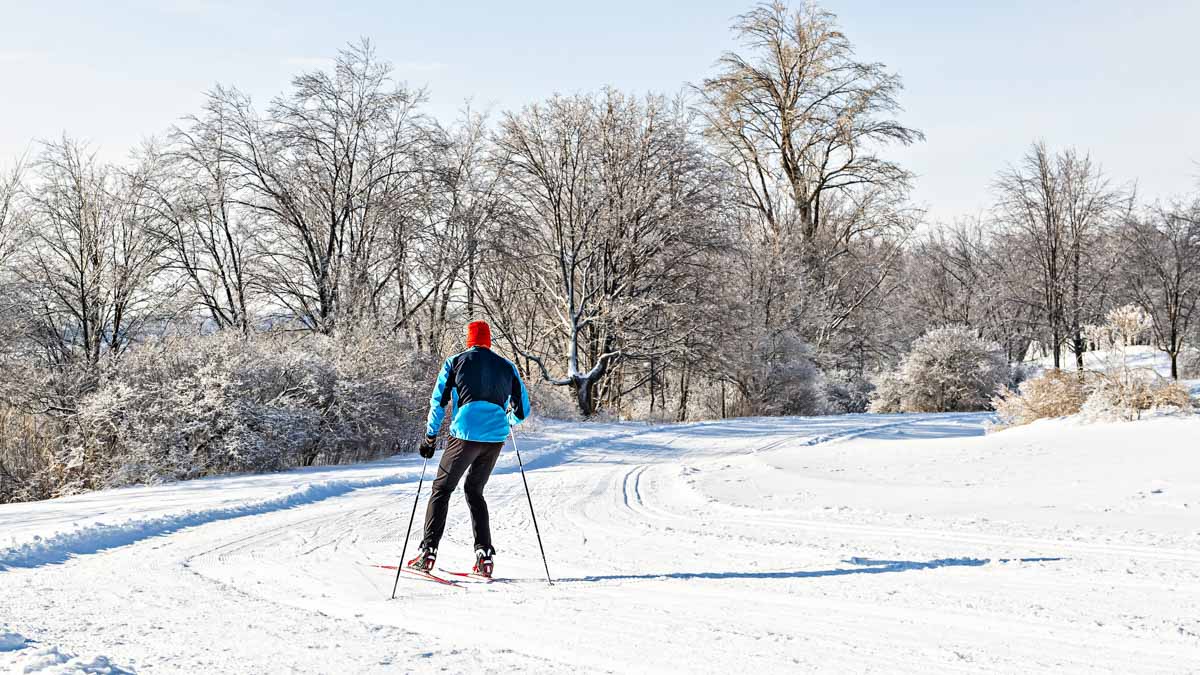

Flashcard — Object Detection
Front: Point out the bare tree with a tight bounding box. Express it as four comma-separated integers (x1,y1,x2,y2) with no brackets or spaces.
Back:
487,90,723,415
199,40,435,333
402,108,509,353
1122,201,1200,379
144,121,260,333
901,218,1038,360
908,220,993,328
18,137,164,364
695,1,921,413
994,143,1127,370
0,158,29,360
0,157,24,272
697,0,921,249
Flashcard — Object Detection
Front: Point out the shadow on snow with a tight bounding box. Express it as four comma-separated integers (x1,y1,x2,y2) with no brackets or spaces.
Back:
553,556,1065,583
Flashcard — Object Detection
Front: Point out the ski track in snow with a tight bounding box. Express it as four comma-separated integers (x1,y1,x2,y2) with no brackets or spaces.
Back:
2,412,1200,672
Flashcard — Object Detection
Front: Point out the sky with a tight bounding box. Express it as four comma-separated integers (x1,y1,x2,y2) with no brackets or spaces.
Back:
1,0,1197,223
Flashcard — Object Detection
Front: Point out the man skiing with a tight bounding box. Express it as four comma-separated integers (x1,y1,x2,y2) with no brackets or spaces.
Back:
407,320,530,578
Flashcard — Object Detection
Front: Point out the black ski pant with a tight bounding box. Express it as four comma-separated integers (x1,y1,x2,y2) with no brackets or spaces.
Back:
419,436,504,554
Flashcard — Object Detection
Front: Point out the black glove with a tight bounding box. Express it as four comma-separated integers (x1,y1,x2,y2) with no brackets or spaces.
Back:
418,435,437,459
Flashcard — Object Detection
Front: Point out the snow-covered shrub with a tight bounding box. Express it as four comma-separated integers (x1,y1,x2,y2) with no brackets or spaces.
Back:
0,404,58,503
1077,306,1195,421
1079,377,1193,421
522,380,583,428
866,371,906,414
994,307,1197,427
823,370,874,414
992,369,1091,426
0,357,100,502
56,332,434,493
726,332,827,416
869,327,1008,413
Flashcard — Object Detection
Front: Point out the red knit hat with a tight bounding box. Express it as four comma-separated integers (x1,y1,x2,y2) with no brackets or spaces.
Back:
466,320,492,349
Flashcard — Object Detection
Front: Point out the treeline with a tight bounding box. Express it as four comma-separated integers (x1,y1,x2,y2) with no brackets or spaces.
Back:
1,2,1197,502
910,145,1200,381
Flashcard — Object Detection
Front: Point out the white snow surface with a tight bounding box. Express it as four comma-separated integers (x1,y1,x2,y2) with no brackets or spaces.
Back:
2,412,1199,672
1025,344,1197,379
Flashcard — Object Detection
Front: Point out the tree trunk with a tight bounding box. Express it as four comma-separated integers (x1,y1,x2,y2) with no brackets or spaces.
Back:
676,368,690,422
573,375,599,417
648,359,656,415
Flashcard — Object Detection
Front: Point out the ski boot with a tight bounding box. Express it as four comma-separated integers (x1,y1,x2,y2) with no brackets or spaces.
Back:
473,548,494,578
406,547,437,573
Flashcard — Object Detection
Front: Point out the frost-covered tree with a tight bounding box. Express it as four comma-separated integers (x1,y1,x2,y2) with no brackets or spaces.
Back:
697,1,921,249
18,137,165,364
0,158,26,345
0,158,23,272
994,143,1129,370
143,122,260,334
1121,202,1200,380
404,108,511,355
870,327,1009,413
696,0,922,409
488,90,723,415
196,40,437,334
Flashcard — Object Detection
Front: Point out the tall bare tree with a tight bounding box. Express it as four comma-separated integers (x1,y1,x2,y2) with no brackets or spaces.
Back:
198,40,435,333
697,0,921,249
487,90,723,415
695,1,921,413
403,108,509,353
0,158,28,357
143,126,259,333
1122,201,1200,379
19,137,163,364
0,158,24,272
995,143,1128,369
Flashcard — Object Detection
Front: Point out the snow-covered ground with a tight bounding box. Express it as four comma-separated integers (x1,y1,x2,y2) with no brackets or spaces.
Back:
1026,344,1198,380
2,412,1199,673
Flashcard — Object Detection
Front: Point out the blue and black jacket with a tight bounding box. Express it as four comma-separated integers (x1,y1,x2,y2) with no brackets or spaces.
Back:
426,346,531,443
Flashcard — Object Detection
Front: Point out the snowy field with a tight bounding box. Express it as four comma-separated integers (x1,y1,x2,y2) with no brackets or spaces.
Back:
1027,344,1199,382
2,412,1200,673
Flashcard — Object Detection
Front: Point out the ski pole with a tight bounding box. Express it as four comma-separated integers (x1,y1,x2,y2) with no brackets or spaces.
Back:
510,428,552,586
390,454,430,600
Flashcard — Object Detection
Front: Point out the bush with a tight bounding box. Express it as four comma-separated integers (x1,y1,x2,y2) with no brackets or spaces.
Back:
994,365,1193,427
722,332,827,417
0,405,59,503
822,370,874,414
992,369,1090,426
522,380,585,428
870,327,1009,413
1079,376,1194,422
994,306,1196,427
1077,305,1195,422
867,371,906,414
4,332,436,500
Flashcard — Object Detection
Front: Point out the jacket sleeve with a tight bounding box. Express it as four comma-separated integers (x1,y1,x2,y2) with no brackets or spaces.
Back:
426,357,456,437
507,362,531,425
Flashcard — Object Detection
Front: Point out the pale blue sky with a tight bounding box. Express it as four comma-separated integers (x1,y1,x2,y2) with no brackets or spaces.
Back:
2,0,1197,222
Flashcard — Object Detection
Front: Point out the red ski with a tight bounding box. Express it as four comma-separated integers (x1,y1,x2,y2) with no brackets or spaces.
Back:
439,568,498,583
368,564,463,589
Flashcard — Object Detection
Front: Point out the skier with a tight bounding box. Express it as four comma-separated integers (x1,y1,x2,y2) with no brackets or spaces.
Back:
407,320,530,578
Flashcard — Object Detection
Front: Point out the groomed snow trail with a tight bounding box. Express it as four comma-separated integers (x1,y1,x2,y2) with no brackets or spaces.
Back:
2,413,1199,673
